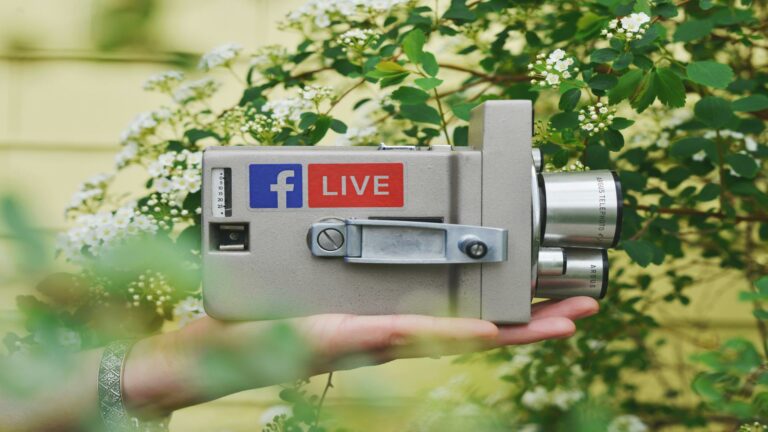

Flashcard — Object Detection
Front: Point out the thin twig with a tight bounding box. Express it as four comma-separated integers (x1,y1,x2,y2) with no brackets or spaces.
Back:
313,372,334,428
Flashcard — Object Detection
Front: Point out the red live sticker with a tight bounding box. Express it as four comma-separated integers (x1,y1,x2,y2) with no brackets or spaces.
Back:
308,163,404,208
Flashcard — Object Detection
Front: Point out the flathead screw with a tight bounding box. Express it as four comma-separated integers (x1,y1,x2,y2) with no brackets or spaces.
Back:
463,240,488,259
317,228,344,251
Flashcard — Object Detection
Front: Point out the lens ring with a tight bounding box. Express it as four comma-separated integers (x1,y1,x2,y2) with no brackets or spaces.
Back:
599,249,609,299
610,171,623,248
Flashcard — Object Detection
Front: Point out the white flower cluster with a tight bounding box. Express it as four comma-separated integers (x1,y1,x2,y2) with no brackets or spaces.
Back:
138,191,196,230
120,109,171,145
263,98,313,124
148,150,203,199
704,129,759,152
66,173,113,216
283,0,411,29
520,385,584,411
528,49,579,88
250,45,290,77
58,206,159,262
338,126,379,146
127,271,175,316
242,114,286,143
337,28,380,51
579,102,616,136
173,77,221,105
173,296,207,327
198,43,243,71
299,84,335,105
607,414,649,432
544,160,589,173
601,13,651,41
143,71,184,93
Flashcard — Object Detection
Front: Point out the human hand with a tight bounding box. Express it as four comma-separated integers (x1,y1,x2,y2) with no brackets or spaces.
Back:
123,296,599,417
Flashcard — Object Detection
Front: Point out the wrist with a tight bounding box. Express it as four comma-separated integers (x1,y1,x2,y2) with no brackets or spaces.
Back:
121,332,193,417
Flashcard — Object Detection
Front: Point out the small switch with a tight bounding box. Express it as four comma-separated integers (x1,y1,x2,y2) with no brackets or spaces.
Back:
213,223,249,251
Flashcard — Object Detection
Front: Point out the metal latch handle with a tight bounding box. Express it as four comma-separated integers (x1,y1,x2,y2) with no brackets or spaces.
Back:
309,219,507,264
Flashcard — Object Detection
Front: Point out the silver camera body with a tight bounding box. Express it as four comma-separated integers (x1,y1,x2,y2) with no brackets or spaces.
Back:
201,101,622,324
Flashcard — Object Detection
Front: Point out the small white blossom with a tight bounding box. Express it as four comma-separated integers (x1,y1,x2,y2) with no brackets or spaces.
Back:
605,13,651,42
299,84,335,104
528,50,579,89
337,28,380,51
608,415,648,432
173,296,207,326
282,0,410,30
579,103,617,136
198,43,243,71
173,78,221,104
263,97,313,123
143,71,184,92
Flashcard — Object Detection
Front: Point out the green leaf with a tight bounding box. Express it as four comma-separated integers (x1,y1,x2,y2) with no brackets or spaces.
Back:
555,80,584,95
662,166,691,188
453,125,468,146
631,71,657,112
414,77,443,91
695,183,721,201
623,240,656,267
670,137,713,158
694,97,733,129
733,94,768,112
674,19,713,42
654,67,686,108
330,119,347,134
400,103,442,125
584,143,610,169
306,115,331,145
604,129,624,151
726,153,760,178
375,61,407,73
443,0,476,22
692,373,723,403
591,48,619,63
757,276,768,294
185,129,219,144
588,74,618,90
559,88,581,111
610,117,635,130
451,102,478,121
550,112,579,130
609,69,643,104
686,61,735,89
391,86,430,105
421,52,439,77
402,29,426,64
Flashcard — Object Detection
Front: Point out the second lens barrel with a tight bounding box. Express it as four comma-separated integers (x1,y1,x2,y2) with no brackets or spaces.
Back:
539,170,622,249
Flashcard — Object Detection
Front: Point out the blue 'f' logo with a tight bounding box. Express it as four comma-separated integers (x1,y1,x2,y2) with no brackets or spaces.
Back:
249,164,303,209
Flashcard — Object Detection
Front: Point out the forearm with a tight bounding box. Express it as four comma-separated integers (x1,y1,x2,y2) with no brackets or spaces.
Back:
0,349,102,432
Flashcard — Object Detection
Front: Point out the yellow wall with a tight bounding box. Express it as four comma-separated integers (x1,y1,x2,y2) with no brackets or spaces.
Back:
0,1,758,431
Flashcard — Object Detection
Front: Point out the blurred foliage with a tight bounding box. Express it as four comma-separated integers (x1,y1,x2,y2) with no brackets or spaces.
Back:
91,0,158,51
2,0,768,430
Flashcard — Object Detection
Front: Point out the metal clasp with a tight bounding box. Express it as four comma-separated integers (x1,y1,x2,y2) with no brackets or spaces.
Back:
309,219,507,264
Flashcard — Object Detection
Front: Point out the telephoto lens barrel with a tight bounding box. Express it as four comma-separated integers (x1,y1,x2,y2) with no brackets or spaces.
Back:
538,170,623,249
536,248,608,299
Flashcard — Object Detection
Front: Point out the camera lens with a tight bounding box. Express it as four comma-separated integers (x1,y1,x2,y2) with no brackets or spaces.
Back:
536,248,608,299
537,247,565,276
538,170,622,249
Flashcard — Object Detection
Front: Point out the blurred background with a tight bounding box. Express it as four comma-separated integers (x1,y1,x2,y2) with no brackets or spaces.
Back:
0,1,757,430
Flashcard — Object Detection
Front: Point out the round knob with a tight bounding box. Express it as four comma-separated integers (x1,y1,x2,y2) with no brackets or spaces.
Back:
461,239,488,259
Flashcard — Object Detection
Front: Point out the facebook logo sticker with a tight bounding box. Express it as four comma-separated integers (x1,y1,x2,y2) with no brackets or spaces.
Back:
249,164,303,209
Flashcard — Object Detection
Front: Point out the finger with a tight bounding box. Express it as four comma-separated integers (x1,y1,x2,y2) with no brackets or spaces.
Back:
493,316,576,347
531,297,600,321
300,314,499,358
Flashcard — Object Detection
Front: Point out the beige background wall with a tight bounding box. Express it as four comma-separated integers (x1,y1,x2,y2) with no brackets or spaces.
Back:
0,1,757,430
